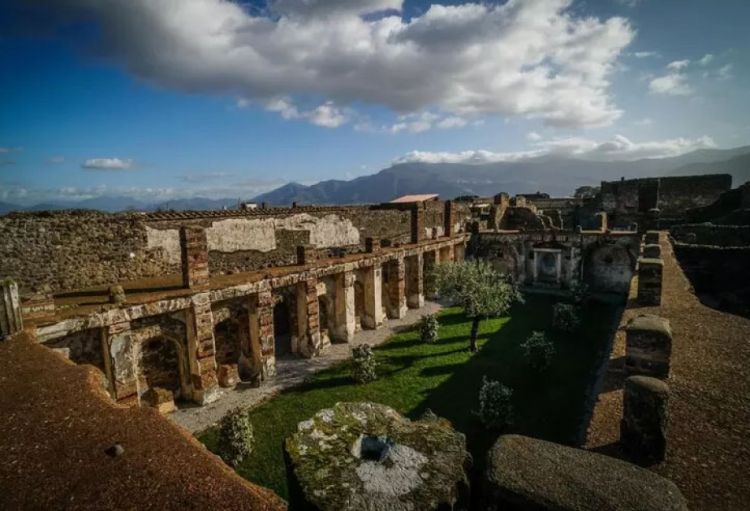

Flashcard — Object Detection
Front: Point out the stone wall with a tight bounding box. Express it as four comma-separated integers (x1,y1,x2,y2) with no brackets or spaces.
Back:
0,206,413,293
670,224,750,247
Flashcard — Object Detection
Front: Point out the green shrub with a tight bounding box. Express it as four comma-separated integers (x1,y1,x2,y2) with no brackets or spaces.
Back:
552,303,581,332
476,376,514,429
521,331,555,371
217,407,254,467
419,313,440,344
351,344,377,383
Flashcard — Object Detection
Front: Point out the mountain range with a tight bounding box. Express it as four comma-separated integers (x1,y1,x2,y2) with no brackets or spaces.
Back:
2,146,748,214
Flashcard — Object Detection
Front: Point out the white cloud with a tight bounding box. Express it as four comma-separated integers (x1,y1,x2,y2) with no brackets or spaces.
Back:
436,116,468,129
717,64,733,81
666,59,690,71
394,134,716,164
526,131,543,142
697,53,714,66
31,0,635,129
81,157,133,170
632,51,658,58
256,97,349,128
649,73,692,96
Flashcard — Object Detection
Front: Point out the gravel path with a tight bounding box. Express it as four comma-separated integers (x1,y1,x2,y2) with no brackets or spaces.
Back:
171,301,441,433
585,233,750,510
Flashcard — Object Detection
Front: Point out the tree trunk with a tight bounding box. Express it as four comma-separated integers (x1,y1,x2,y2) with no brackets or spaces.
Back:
469,317,481,352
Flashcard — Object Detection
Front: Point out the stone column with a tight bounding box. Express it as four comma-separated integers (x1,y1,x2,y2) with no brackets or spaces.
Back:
384,258,407,319
186,292,219,404
444,200,456,237
180,226,210,290
625,314,672,379
333,271,356,342
406,253,424,309
620,375,669,463
454,242,466,262
296,278,321,357
439,244,454,263
253,289,276,380
361,265,384,329
0,279,23,340
411,205,425,244
637,257,663,305
104,321,139,406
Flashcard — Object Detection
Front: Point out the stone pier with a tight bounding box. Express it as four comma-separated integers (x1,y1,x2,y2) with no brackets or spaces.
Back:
187,292,219,404
383,258,407,319
333,271,356,342
406,253,424,308
637,257,663,305
361,265,384,329
296,278,321,357
620,375,669,463
625,314,672,379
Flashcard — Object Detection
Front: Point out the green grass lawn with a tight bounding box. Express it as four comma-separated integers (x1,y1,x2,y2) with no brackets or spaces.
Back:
199,295,619,500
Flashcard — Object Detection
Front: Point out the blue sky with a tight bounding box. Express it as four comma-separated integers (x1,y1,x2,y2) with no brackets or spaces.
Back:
1,0,748,205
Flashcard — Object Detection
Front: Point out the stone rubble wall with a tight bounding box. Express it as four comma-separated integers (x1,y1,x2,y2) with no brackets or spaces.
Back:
0,206,413,293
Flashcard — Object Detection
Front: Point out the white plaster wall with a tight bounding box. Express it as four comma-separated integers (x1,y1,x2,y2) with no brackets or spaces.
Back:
145,213,360,257
146,227,181,264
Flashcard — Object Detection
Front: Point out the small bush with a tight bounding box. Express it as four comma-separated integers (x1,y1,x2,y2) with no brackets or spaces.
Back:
217,407,254,467
553,303,581,332
476,376,514,429
419,313,440,344
352,344,377,383
521,331,555,371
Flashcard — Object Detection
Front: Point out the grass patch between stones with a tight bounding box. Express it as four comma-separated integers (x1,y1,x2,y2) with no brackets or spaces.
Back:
198,295,619,501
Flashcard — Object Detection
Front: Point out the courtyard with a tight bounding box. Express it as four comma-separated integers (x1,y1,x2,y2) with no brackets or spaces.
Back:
199,295,621,500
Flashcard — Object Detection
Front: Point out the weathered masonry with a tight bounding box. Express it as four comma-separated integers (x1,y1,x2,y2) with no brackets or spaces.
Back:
16,203,469,410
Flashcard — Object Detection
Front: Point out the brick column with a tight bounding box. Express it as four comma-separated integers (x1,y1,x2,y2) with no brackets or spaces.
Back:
186,292,219,404
296,278,321,358
620,375,669,463
180,226,210,290
411,205,425,244
423,250,438,298
0,279,23,341
104,321,138,406
384,258,407,319
362,265,384,329
637,257,663,305
297,245,317,265
444,200,456,237
625,314,672,379
333,271,356,342
258,290,276,378
405,253,424,309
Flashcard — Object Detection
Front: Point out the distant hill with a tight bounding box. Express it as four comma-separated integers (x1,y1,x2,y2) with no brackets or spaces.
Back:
254,146,750,205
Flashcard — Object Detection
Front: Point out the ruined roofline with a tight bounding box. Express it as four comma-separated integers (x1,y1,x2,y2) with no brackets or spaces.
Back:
600,173,733,187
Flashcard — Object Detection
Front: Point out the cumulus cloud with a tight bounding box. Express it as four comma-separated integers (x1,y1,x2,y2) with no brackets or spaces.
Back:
698,53,714,66
649,60,693,96
632,51,658,58
254,97,350,128
394,134,716,164
27,0,634,129
81,157,133,170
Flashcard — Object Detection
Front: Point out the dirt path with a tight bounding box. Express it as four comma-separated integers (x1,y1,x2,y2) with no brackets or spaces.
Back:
585,233,750,510
171,302,441,433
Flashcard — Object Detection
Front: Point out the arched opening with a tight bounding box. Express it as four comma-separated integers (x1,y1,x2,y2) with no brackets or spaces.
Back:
274,296,294,356
138,336,185,400
354,279,365,331
214,318,241,366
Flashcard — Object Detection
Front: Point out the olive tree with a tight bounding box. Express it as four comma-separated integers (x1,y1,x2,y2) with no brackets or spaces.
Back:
433,260,523,352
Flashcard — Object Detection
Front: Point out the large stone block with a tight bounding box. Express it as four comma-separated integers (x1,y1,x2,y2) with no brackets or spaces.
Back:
621,376,669,463
625,314,672,379
286,402,471,511
637,257,663,305
642,244,661,259
644,230,660,245
485,434,687,511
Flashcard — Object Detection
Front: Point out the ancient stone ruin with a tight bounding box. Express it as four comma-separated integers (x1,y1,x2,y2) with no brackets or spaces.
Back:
285,402,471,511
